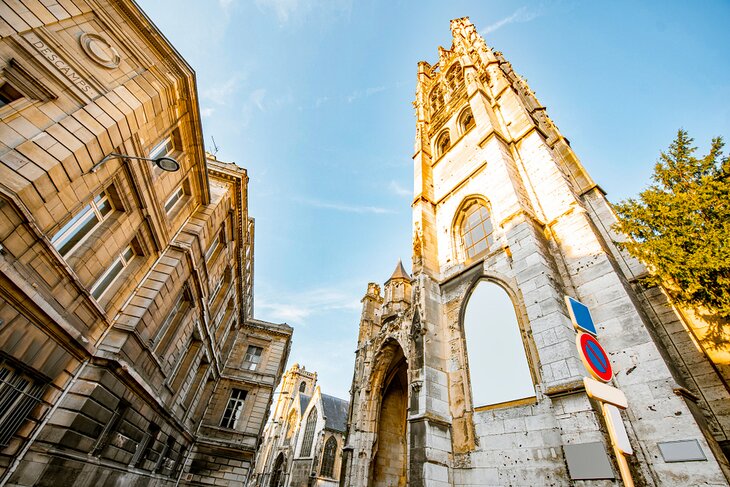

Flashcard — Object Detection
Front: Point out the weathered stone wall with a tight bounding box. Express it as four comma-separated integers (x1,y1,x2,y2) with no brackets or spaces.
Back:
343,16,730,487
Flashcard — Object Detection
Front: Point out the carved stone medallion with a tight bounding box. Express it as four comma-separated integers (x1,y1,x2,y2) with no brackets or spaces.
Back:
79,33,120,69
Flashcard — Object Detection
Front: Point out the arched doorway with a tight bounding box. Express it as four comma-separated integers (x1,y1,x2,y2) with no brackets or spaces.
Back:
372,344,408,487
270,452,285,487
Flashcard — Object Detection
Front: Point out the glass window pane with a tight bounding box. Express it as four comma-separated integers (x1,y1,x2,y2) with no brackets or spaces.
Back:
97,199,112,217
122,246,134,262
56,211,100,256
92,258,124,299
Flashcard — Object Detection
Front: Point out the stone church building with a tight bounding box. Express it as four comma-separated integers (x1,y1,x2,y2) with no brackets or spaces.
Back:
341,18,730,487
0,1,291,486
250,364,349,487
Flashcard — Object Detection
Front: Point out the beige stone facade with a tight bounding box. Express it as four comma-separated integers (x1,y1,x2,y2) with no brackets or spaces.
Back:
251,364,348,487
342,18,730,487
0,1,291,486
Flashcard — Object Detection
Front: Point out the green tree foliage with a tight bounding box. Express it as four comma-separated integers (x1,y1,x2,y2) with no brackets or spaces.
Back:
613,129,730,325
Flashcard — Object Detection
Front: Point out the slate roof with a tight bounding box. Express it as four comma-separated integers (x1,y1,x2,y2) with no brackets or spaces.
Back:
298,393,311,413
321,394,349,433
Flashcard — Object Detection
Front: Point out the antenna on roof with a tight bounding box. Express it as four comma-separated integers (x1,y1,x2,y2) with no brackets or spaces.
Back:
211,136,220,155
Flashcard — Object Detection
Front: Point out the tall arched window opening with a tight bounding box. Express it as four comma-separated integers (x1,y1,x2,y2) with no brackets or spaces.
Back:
456,199,494,260
436,130,451,158
463,280,534,407
458,107,475,134
298,381,306,393
320,436,338,478
299,407,317,457
429,86,444,115
445,63,464,91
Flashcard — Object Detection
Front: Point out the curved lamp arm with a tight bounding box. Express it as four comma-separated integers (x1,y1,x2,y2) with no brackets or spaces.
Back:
90,152,180,173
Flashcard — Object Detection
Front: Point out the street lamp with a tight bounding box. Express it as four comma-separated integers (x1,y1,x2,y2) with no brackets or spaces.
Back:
90,152,181,173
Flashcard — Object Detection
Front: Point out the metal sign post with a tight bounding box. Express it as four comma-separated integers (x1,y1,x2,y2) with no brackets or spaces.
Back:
568,296,635,487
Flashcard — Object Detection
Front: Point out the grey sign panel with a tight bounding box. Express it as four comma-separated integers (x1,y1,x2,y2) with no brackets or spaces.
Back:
563,442,615,480
658,440,707,463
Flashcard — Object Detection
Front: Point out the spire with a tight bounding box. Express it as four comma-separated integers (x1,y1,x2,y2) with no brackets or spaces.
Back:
388,260,411,282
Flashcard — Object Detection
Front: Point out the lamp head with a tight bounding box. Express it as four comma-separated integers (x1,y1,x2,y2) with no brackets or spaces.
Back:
155,157,180,172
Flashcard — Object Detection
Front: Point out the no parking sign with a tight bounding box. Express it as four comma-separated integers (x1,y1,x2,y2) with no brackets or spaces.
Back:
576,332,613,382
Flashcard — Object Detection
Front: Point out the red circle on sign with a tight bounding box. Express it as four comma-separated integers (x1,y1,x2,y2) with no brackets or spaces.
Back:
576,332,613,382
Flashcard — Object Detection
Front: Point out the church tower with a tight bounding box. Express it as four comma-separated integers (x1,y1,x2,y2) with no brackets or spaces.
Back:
271,363,317,424
342,17,730,487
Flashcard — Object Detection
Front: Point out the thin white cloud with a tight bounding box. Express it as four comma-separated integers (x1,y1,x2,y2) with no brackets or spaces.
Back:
481,6,541,35
257,286,361,325
202,76,241,105
298,197,394,214
388,180,411,198
200,107,215,118
250,88,267,111
347,85,386,103
219,0,235,10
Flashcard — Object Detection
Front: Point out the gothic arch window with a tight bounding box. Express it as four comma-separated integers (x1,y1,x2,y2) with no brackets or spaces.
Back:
429,85,444,115
320,436,338,478
458,107,475,134
463,280,535,408
445,63,464,91
298,381,306,393
435,130,451,158
270,453,285,487
455,198,494,260
299,407,317,457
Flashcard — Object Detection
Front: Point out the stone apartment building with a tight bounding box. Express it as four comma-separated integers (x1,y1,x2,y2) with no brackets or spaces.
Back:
342,18,730,487
0,1,291,486
250,364,348,487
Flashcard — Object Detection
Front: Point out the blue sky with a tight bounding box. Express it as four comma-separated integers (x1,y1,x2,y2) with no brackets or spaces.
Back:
137,0,730,399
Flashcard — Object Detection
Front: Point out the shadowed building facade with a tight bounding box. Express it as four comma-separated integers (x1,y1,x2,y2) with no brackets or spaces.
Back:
0,1,291,486
341,18,730,487
250,364,349,487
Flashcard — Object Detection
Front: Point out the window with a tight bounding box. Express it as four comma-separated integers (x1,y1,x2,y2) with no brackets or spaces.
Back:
458,107,475,133
154,435,175,473
464,281,534,408
0,82,23,108
149,137,175,160
205,228,225,262
457,199,494,260
148,129,181,175
320,436,338,478
92,400,129,455
298,381,306,393
164,186,185,213
90,244,135,300
220,388,247,429
153,292,187,350
299,407,317,457
130,423,159,467
435,130,451,158
243,345,263,371
51,191,113,256
445,63,464,91
429,86,444,115
0,362,45,447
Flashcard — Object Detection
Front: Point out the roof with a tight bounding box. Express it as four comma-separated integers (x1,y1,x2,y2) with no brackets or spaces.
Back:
387,260,411,282
299,393,311,413
321,394,349,433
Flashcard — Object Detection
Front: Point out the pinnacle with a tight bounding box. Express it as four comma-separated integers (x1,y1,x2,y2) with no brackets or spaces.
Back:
388,259,411,281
